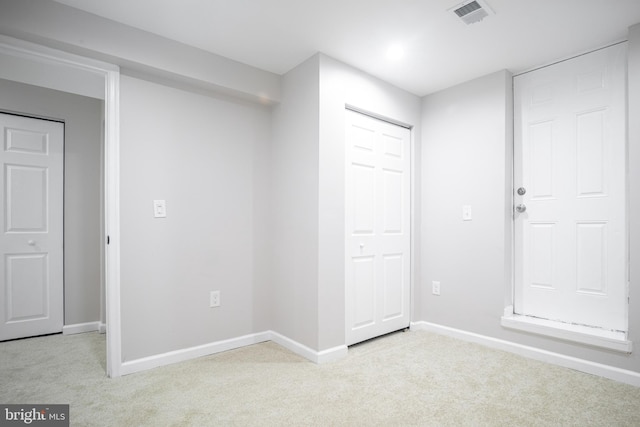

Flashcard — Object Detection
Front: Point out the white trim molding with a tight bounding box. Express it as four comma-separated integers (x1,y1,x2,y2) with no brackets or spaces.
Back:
103,66,122,378
63,322,101,335
411,321,640,387
119,331,348,376
120,332,271,376
269,332,348,364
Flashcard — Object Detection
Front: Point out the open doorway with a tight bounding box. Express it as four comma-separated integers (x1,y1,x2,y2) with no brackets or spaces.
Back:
0,35,121,376
0,82,103,342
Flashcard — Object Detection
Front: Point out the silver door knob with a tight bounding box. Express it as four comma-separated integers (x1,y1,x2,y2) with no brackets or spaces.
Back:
517,187,526,196
515,204,527,213
27,240,35,246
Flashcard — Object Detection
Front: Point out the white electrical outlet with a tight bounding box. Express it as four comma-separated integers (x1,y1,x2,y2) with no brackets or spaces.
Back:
210,290,221,308
432,281,441,296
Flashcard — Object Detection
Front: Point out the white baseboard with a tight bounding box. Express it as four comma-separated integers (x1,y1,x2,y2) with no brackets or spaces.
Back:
269,331,348,364
63,321,101,335
318,344,349,364
411,321,640,387
99,322,107,334
120,332,271,376
119,331,348,376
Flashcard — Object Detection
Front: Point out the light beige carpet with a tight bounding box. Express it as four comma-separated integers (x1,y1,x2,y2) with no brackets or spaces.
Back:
1,330,639,426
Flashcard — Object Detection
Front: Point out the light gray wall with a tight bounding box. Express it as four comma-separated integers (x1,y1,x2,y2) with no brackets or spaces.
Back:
421,45,640,373
421,70,512,334
119,75,271,361
0,78,102,325
270,55,320,349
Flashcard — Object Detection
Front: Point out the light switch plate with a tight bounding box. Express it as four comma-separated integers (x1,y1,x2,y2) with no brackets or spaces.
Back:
153,200,167,218
462,205,472,221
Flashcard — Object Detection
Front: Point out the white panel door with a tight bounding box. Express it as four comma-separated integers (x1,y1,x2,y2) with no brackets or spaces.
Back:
345,109,410,346
514,44,627,331
0,113,64,341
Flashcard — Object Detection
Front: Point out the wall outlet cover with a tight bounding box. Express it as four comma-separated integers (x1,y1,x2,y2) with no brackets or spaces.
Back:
210,290,220,308
432,281,441,296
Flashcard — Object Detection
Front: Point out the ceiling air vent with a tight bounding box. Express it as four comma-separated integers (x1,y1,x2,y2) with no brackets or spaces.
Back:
449,0,494,25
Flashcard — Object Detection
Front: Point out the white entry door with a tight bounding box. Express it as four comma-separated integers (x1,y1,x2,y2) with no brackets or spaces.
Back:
514,44,627,331
345,109,410,346
0,113,64,341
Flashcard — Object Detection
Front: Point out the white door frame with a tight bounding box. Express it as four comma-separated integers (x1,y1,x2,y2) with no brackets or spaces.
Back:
0,35,123,377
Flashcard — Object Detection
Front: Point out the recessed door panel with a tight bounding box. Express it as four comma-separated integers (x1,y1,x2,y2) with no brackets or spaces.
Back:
5,165,48,232
5,254,48,321
576,109,606,197
577,70,605,93
383,169,403,234
351,125,375,153
382,254,403,320
529,120,555,200
382,133,403,159
352,256,375,328
529,223,555,289
531,82,554,105
352,164,375,235
576,222,607,295
5,127,49,155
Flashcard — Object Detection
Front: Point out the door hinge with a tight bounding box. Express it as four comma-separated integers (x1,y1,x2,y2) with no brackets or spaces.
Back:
107,235,110,245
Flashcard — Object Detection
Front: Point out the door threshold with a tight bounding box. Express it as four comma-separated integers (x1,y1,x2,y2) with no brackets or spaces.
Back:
501,308,632,353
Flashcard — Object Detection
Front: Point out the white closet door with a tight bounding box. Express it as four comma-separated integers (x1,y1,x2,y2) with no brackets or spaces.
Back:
345,109,411,346
0,113,64,341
